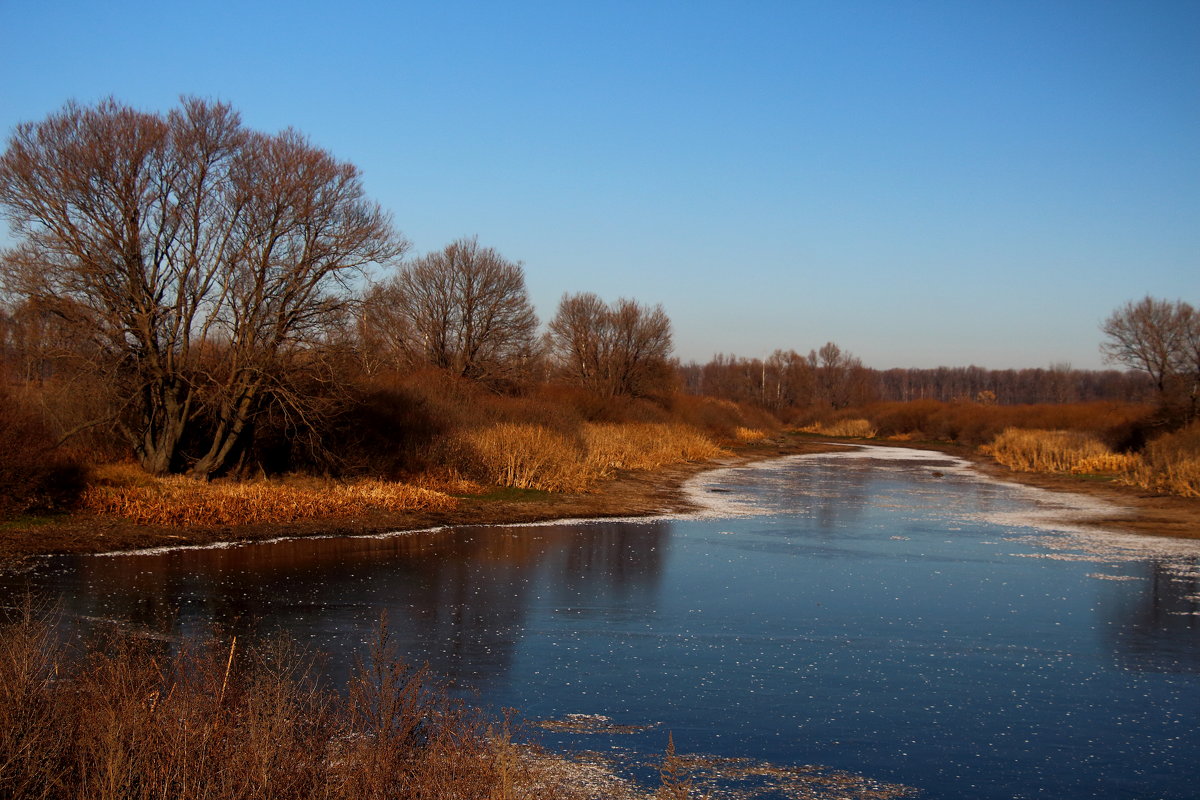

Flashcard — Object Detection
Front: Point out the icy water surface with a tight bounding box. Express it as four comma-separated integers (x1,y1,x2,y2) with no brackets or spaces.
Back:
4,446,1200,798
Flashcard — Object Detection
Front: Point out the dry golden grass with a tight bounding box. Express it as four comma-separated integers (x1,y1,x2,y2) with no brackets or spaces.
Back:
83,470,457,527
799,418,878,438
733,426,768,443
582,423,727,478
983,428,1121,473
1120,423,1200,498
451,423,591,493
1070,452,1140,475
451,422,726,493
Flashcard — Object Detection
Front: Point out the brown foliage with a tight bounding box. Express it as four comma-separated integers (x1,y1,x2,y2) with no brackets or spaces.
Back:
0,388,86,517
859,400,1152,446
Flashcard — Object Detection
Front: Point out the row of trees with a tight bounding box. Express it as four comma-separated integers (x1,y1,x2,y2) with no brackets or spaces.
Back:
0,99,674,477
680,354,1153,410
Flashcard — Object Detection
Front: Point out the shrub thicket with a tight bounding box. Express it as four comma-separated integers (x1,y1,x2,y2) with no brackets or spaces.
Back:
0,389,86,518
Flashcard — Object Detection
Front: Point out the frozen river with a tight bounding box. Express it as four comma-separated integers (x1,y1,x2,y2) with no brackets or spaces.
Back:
4,446,1199,798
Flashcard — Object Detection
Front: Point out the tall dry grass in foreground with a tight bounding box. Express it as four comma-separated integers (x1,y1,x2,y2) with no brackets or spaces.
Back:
83,466,458,526
0,605,604,800
450,422,727,493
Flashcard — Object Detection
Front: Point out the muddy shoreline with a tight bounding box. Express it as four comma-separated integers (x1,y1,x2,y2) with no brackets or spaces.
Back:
1,435,1195,570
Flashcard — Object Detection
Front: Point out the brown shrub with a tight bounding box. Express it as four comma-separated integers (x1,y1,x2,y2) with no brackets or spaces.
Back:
0,388,87,517
861,400,1151,446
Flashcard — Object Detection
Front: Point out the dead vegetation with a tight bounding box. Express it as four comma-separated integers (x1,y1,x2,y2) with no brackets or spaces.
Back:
81,467,459,527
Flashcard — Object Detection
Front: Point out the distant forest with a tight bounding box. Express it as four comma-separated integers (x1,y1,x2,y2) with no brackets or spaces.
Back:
679,349,1151,412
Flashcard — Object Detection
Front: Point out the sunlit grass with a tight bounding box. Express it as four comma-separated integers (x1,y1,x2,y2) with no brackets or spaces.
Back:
982,428,1130,474
83,467,458,526
733,426,769,443
451,422,727,493
1120,422,1200,498
799,418,878,438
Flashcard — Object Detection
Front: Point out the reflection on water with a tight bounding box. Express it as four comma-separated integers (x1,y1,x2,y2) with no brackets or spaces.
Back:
3,447,1199,800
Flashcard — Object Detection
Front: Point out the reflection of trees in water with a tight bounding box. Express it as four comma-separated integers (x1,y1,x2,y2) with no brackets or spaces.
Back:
1101,559,1200,674
7,520,671,690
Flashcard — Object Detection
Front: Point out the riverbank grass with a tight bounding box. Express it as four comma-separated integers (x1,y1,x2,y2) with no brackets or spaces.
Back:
83,466,459,527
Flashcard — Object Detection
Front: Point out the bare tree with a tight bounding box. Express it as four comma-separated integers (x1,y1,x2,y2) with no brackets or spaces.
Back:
808,342,872,409
361,237,539,386
1101,296,1195,418
546,292,674,397
0,98,404,476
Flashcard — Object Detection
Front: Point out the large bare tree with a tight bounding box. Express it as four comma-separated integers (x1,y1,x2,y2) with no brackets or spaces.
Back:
546,292,674,397
1101,296,1196,419
0,98,404,476
360,237,539,386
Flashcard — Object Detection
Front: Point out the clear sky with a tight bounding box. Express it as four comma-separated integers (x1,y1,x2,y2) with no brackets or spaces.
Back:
1,0,1196,369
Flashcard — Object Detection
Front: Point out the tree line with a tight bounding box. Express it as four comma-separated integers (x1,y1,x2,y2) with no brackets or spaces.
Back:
679,355,1153,411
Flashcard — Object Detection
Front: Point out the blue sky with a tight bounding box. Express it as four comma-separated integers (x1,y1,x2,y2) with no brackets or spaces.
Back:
1,0,1196,369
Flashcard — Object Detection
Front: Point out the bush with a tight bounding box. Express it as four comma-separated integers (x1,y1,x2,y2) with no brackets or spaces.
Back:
0,389,86,517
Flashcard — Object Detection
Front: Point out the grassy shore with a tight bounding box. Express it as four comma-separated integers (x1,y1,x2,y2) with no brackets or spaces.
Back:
3,430,1197,574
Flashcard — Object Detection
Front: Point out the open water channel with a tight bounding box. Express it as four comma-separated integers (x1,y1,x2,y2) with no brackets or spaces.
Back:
4,446,1199,798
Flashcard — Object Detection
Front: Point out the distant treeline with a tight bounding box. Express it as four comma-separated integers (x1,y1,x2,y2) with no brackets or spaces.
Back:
678,350,1152,411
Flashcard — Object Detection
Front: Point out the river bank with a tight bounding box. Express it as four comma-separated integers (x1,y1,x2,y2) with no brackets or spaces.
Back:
1,434,1196,571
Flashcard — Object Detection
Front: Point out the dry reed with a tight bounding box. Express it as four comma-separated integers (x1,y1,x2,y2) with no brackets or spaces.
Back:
82,471,457,527
1120,423,1200,498
799,418,878,438
582,423,727,478
451,423,592,493
733,426,768,443
451,422,726,493
983,428,1131,474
